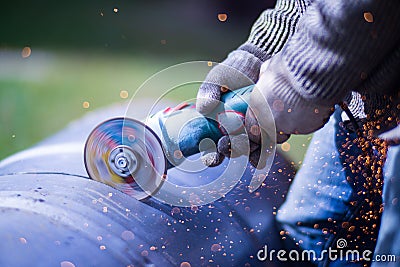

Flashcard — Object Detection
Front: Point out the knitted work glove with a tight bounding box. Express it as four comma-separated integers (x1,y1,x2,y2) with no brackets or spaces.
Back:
196,49,264,114
196,49,264,167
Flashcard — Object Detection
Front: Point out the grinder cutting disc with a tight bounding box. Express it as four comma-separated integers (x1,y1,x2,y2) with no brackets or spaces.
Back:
84,118,167,200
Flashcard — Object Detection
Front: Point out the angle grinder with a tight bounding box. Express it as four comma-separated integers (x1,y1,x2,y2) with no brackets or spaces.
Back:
84,85,275,206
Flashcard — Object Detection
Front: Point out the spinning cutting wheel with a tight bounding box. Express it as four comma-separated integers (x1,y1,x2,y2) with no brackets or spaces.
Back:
84,118,167,200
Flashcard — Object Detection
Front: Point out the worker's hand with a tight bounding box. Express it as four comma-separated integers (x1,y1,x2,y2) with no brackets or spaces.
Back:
197,49,268,167
196,50,265,115
202,56,334,168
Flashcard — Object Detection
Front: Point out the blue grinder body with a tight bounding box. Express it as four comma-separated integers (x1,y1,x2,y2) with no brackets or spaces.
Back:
145,85,254,167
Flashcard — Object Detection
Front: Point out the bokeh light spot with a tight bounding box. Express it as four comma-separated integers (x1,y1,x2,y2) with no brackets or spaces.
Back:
281,142,291,152
121,230,135,241
60,261,76,267
272,100,284,112
180,262,191,267
218,13,228,22
174,150,183,159
364,12,373,23
211,243,222,252
21,46,31,58
83,101,90,109
120,90,129,99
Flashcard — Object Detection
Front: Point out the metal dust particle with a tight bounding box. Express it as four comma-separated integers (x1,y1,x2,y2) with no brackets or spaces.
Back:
281,142,291,152
120,90,129,99
207,61,213,67
211,243,222,252
160,39,167,45
60,261,76,267
102,206,108,213
83,101,90,109
180,262,191,267
217,13,228,22
113,8,119,13
150,246,157,251
364,12,373,23
21,46,31,58
100,245,106,250
97,236,103,241
19,237,27,244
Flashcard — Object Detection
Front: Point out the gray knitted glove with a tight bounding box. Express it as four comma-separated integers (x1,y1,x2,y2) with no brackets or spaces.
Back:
196,49,265,167
196,49,264,114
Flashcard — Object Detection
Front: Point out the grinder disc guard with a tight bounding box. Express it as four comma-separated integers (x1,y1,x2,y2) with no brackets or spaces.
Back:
84,118,167,200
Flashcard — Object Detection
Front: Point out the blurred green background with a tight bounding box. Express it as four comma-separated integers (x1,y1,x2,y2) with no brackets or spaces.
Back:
0,0,310,164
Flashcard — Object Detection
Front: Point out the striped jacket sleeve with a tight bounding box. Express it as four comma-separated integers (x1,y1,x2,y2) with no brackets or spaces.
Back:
263,0,400,106
238,0,313,62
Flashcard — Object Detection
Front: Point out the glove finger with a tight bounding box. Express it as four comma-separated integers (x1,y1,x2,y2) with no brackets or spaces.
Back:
196,82,222,115
197,58,259,114
245,107,261,144
217,134,251,158
201,151,225,167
